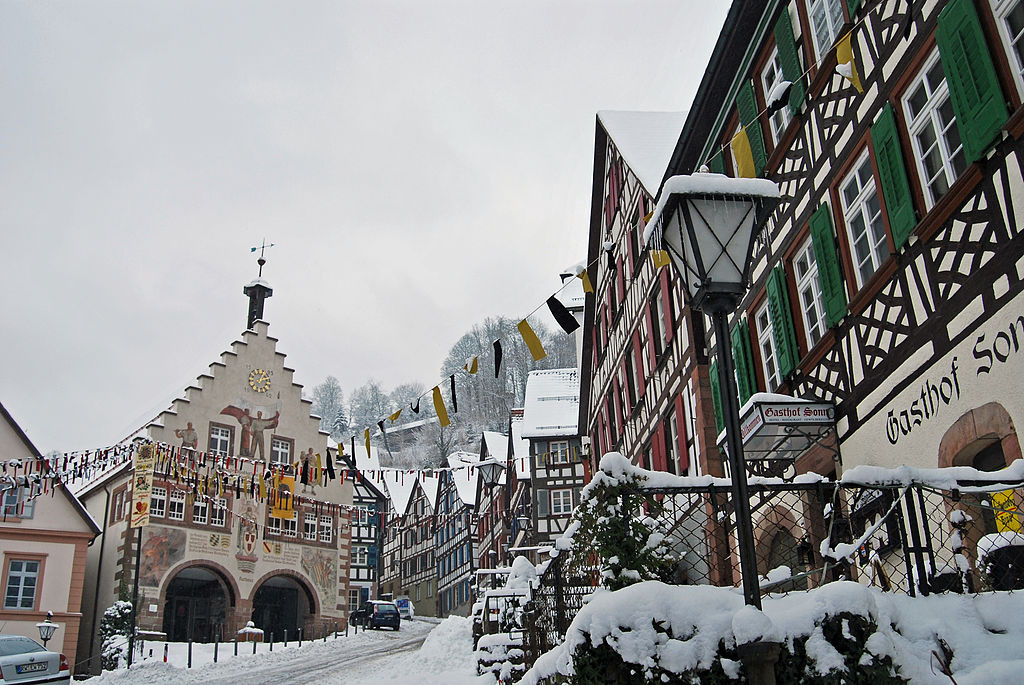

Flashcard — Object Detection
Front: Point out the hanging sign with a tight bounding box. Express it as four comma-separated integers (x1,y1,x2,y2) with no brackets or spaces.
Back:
130,443,156,528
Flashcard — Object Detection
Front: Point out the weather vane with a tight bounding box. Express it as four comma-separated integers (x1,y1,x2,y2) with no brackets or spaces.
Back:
250,239,276,277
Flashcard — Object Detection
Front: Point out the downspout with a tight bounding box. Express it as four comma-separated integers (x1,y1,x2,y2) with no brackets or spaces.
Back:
85,485,111,675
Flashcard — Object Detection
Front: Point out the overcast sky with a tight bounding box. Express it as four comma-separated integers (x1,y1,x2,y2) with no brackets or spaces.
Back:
0,0,728,452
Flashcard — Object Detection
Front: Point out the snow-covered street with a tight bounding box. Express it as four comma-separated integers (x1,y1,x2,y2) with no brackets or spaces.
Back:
89,617,494,685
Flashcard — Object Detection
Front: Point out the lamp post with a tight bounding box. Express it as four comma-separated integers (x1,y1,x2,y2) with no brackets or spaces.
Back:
651,171,780,609
477,457,507,575
36,611,58,649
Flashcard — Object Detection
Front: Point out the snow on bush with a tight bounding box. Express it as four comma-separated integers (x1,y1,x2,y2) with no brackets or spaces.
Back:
100,600,133,671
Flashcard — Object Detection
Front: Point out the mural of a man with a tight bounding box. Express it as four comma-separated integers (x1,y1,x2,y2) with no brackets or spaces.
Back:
174,422,198,451
250,410,280,461
221,406,279,460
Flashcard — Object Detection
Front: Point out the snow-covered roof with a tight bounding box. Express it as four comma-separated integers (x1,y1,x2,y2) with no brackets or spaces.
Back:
447,451,481,506
521,369,580,439
419,471,440,511
482,432,508,461
511,415,531,479
597,110,686,195
382,469,417,516
244,278,272,289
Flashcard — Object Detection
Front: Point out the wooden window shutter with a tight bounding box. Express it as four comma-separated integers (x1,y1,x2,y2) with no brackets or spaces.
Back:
633,334,646,397
736,81,768,176
709,149,726,175
535,488,549,517
871,103,917,249
766,265,801,379
808,204,848,327
710,361,725,435
730,320,756,405
773,7,806,113
936,0,1009,164
660,269,674,344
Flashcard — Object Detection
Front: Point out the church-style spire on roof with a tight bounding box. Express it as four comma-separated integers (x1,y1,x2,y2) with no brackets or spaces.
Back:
244,240,275,330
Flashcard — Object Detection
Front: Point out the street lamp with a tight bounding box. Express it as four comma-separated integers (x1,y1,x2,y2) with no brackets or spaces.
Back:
36,611,58,649
476,458,505,488
650,171,780,609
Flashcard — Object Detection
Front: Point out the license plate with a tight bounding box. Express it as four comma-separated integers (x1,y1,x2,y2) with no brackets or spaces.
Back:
16,662,47,674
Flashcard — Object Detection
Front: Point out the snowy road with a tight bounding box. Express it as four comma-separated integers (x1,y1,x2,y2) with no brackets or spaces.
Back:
91,618,493,685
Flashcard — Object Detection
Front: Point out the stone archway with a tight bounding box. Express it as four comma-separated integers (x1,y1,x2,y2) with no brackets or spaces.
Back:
161,564,237,643
938,402,1020,469
249,572,318,639
752,504,809,592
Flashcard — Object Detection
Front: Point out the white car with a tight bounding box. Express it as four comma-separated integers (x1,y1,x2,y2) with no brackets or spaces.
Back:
394,597,415,620
0,634,70,684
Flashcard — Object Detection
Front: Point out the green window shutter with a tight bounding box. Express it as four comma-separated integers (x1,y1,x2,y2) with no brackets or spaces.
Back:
766,265,800,379
709,149,726,175
731,320,756,405
773,7,806,113
847,0,863,15
936,0,1009,164
741,318,757,394
809,204,848,327
871,103,916,249
535,489,549,517
736,81,768,176
710,361,724,435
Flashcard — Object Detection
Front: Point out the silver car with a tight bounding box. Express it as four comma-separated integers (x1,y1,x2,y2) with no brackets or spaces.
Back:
0,635,70,684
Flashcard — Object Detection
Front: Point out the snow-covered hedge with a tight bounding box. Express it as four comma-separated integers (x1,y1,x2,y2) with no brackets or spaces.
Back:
520,580,1024,684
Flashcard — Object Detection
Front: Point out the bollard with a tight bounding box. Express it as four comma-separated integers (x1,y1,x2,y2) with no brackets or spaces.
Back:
214,633,219,663
148,648,153,659
270,633,274,652
252,637,257,655
163,644,168,663
284,629,288,647
188,640,192,669
298,627,302,647
234,635,238,656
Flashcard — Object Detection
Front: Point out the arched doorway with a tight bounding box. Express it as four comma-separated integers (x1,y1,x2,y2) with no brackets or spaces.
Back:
162,566,234,642
766,528,808,592
251,575,315,637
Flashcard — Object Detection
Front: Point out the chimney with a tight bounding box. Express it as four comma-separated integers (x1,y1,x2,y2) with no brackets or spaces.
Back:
243,256,273,329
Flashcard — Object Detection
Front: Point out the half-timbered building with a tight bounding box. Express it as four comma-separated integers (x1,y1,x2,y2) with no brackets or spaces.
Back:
435,451,479,616
378,472,438,615
336,442,386,613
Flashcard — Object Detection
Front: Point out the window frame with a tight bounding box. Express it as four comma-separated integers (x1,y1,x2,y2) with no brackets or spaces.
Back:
150,487,167,518
761,44,793,145
755,301,782,391
208,423,233,457
168,490,186,521
270,436,294,468
806,0,846,60
838,148,891,289
792,235,828,349
988,0,1024,100
549,440,570,465
192,498,209,525
210,498,227,527
3,553,45,611
2,487,35,519
319,515,333,543
550,489,573,516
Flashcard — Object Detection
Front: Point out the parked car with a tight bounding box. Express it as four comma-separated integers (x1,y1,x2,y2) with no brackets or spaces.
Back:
394,596,415,620
0,634,70,684
351,600,401,631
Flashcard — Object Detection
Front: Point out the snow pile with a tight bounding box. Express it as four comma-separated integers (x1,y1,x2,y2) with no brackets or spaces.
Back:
520,580,1024,684
504,555,540,590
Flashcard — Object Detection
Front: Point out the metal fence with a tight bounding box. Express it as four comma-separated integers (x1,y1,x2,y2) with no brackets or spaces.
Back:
520,476,1024,668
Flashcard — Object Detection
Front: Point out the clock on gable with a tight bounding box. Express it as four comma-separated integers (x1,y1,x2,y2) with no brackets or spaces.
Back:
248,368,271,394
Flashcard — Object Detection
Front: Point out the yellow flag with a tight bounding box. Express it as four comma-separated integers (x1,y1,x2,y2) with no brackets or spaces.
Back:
642,210,654,224
432,386,451,427
364,428,371,458
836,31,863,94
464,357,479,374
271,474,295,519
258,473,266,500
576,269,594,294
314,452,322,481
388,409,403,423
652,250,671,269
517,319,547,362
731,128,756,179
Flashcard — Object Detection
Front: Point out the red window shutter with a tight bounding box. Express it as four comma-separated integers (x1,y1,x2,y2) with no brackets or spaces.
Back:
652,429,667,472
660,269,674,344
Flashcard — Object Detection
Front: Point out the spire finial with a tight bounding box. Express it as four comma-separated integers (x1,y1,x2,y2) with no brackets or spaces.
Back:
250,239,276,277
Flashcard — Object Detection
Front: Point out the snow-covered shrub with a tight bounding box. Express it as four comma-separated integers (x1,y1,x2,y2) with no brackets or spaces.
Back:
99,600,133,671
570,453,675,591
977,531,1024,590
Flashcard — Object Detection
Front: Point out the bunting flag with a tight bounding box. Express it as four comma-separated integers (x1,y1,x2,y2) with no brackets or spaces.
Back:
546,295,579,335
258,472,266,500
652,250,672,269
643,210,654,224
377,419,386,435
326,448,335,480
449,374,458,413
364,428,371,459
835,31,863,94
464,356,479,374
731,128,757,179
517,319,547,362
432,385,451,427
576,269,594,294
493,340,503,378
388,409,403,423
410,399,420,414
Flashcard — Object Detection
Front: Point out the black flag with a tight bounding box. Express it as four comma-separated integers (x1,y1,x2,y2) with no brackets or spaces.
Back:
546,295,580,334
450,374,458,413
493,339,503,378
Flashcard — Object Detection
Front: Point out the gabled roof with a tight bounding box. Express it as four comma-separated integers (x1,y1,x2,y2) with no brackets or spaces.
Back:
446,451,481,507
0,401,100,536
597,110,687,195
419,471,441,511
382,469,418,516
482,432,509,462
521,368,580,439
510,415,531,479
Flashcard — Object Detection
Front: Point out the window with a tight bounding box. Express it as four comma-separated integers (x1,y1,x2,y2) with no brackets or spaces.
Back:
353,545,368,566
665,413,681,476
168,491,186,521
150,487,167,518
840,151,889,287
282,515,298,537
304,513,317,541
1,488,34,519
904,52,966,208
990,0,1024,96
209,425,231,456
549,440,570,465
807,0,844,58
349,589,360,612
551,489,573,516
756,303,781,390
793,237,827,347
271,438,292,467
211,498,227,527
319,515,333,543
762,47,792,144
192,499,208,525
3,559,40,610
268,516,281,535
